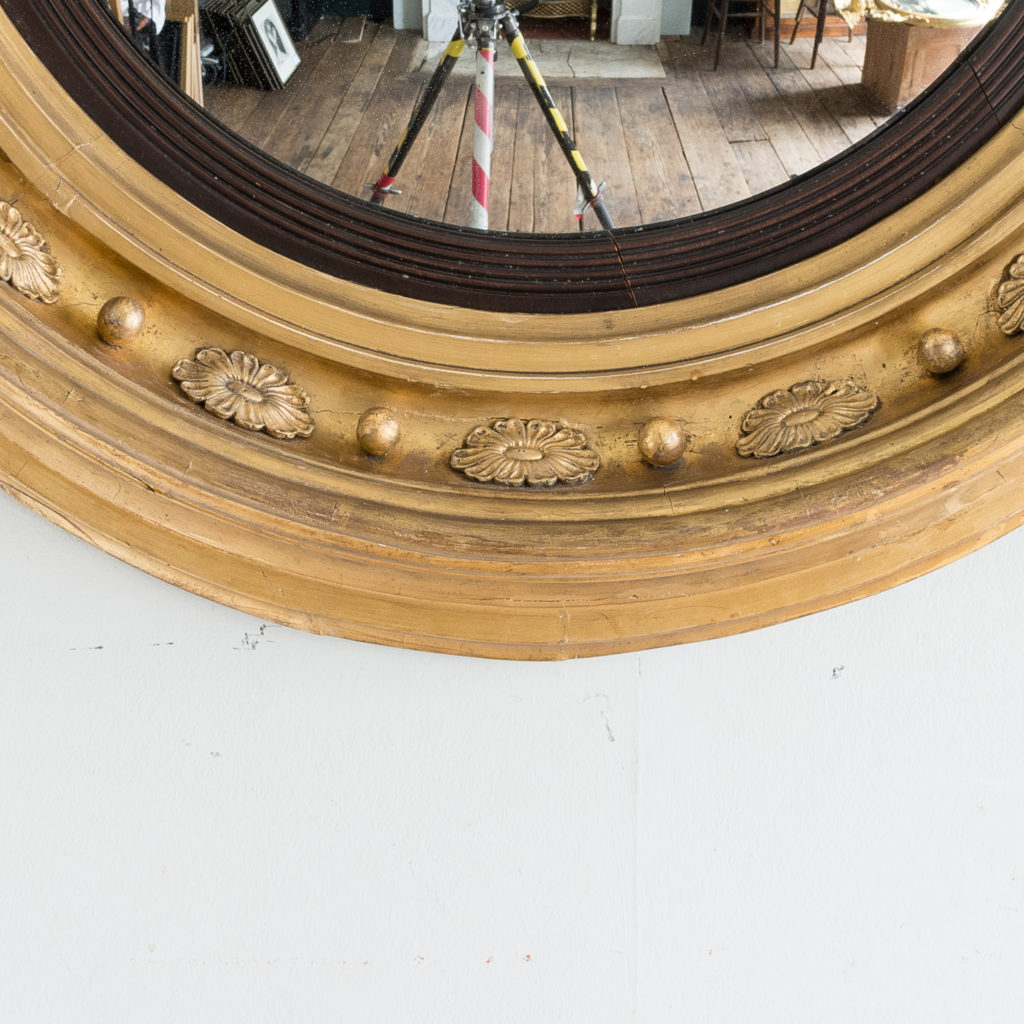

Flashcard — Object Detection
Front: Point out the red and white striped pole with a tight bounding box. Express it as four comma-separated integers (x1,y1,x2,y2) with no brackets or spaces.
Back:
471,36,495,231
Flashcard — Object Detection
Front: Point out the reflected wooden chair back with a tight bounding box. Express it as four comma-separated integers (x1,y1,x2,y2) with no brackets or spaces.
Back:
789,0,854,69
701,0,781,70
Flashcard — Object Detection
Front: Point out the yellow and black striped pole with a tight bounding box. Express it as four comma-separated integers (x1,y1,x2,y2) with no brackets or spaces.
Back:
499,10,614,230
368,34,466,204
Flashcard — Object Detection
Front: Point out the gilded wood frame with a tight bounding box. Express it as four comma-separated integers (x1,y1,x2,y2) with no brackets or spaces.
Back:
1,1,1023,658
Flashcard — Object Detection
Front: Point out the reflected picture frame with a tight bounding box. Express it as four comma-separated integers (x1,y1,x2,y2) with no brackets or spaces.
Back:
252,0,299,85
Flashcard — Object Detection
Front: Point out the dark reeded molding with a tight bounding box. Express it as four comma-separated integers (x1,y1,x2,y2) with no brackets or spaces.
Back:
5,0,1023,314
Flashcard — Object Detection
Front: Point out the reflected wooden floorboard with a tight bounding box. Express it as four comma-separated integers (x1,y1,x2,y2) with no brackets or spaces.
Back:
205,17,880,233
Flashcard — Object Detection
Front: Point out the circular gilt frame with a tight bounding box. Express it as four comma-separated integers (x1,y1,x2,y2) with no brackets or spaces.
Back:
1,2,1024,658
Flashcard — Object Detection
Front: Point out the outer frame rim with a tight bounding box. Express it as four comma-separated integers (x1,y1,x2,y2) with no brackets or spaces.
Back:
2,6,1024,659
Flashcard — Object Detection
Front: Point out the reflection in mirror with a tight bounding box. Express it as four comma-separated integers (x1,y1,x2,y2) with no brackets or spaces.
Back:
105,0,1000,233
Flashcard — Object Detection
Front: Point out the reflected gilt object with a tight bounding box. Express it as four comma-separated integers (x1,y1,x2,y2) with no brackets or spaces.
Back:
997,255,1024,335
451,418,600,486
0,198,60,303
864,0,1001,29
171,347,314,439
737,379,878,458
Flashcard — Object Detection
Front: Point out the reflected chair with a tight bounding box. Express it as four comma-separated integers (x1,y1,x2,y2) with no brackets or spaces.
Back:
515,0,602,41
788,0,853,69
701,0,781,71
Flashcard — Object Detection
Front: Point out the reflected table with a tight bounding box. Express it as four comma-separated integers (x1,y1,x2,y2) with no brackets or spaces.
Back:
858,0,1001,109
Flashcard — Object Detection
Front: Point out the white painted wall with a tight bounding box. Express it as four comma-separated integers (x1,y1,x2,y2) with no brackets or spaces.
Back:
661,0,691,36
393,0,423,31
610,0,662,44
2,484,1024,1022
421,0,457,44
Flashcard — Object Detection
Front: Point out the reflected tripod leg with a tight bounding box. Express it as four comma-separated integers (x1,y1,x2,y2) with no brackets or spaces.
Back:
368,33,466,204
499,12,614,231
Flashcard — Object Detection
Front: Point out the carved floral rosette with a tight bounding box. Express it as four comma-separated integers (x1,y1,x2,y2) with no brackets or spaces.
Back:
0,199,60,303
171,348,314,439
451,418,600,486
737,379,878,458
997,255,1024,335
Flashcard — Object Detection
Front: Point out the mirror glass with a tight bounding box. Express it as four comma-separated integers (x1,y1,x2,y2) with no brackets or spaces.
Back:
109,0,1001,233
